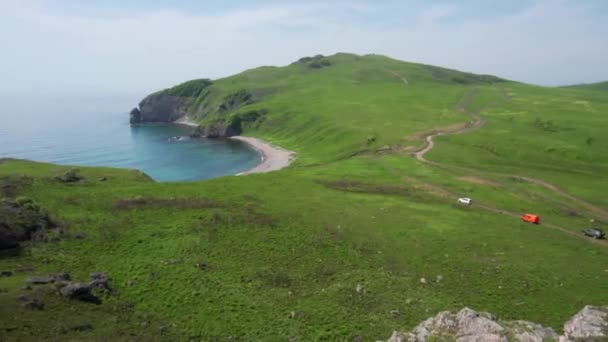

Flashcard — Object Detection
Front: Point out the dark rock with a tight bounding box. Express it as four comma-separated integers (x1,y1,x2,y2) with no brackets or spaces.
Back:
21,285,32,291
73,232,87,240
69,323,93,332
98,177,107,182
18,295,44,310
0,271,12,277
59,283,100,304
56,169,83,183
0,197,57,251
129,107,141,124
54,272,71,281
136,94,188,123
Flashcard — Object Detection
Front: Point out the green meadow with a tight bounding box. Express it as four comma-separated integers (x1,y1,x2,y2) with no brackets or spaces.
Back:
1,53,607,341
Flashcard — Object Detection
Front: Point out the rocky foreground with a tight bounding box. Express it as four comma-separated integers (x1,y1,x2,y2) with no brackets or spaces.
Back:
386,306,608,342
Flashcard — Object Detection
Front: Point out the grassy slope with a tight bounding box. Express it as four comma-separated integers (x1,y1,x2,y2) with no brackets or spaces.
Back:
1,54,607,341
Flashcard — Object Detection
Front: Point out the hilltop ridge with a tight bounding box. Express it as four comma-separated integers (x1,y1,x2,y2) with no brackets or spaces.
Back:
130,53,506,164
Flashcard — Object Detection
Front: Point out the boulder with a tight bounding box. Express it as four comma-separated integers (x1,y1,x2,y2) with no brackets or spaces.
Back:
562,305,608,340
59,283,99,304
0,197,57,251
387,307,558,342
18,295,44,310
136,94,188,123
129,107,141,124
56,169,83,183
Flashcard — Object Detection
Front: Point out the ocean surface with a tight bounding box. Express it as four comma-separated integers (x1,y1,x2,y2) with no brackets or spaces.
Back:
0,99,260,182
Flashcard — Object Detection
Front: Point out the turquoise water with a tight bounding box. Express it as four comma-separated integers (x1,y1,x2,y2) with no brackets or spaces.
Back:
0,106,260,182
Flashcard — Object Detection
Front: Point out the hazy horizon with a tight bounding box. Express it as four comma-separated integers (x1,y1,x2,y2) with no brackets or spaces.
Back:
2,0,607,108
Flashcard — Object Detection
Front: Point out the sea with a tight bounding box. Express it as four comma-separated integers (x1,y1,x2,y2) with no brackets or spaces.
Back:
0,95,260,182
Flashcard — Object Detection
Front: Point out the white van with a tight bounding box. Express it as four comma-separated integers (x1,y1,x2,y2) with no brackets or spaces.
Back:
457,197,472,205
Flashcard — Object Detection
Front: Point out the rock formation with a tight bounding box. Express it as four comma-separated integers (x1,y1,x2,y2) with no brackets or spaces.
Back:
386,306,608,342
0,197,57,251
561,306,608,340
130,93,189,124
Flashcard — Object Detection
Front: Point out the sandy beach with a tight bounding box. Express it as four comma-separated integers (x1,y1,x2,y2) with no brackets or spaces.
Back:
173,116,295,175
230,136,296,175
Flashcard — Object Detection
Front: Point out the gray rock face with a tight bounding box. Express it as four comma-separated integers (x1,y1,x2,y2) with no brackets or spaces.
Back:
129,107,141,124
387,308,558,342
132,93,188,124
561,305,608,340
59,283,100,303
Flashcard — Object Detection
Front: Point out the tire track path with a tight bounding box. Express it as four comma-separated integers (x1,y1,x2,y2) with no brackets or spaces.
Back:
409,87,608,245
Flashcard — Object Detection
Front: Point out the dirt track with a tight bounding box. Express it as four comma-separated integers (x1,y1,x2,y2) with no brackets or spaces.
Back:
410,88,608,245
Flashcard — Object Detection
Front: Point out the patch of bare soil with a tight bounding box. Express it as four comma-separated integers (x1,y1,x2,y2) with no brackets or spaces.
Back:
457,176,501,188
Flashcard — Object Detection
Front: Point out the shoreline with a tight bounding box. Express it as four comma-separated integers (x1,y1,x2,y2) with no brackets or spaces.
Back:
173,116,296,175
230,136,296,175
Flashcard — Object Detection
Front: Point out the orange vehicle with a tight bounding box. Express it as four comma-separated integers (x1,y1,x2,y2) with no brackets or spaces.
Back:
521,213,540,224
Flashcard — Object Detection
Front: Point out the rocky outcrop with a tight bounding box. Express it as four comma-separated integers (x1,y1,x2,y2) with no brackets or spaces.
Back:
561,305,608,340
130,93,189,124
129,108,141,124
190,123,240,139
386,306,608,342
0,197,57,251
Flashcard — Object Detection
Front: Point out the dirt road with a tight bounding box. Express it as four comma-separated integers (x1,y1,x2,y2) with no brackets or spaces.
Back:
409,88,608,245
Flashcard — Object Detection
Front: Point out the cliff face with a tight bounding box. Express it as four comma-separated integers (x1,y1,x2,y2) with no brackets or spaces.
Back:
129,76,267,138
129,93,189,124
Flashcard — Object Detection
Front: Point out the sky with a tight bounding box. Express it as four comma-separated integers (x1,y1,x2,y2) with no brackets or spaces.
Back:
1,0,607,106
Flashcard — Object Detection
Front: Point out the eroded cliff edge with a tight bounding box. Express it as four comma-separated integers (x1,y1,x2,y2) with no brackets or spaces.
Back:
130,76,271,138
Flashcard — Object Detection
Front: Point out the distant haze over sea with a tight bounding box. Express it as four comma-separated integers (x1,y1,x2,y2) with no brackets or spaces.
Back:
0,94,259,182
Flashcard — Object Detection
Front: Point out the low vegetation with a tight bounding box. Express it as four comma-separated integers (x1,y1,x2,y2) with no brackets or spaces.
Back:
1,54,607,340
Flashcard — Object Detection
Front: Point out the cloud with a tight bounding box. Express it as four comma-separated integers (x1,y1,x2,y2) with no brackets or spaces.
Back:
0,0,607,102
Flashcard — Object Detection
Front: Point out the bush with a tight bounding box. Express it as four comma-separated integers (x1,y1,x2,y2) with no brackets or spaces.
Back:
533,118,558,133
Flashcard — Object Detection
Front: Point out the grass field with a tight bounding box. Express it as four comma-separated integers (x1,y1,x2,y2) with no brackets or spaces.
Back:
1,53,607,341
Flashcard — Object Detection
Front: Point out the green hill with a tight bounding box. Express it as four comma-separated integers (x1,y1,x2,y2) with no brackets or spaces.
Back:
1,53,607,341
562,81,608,91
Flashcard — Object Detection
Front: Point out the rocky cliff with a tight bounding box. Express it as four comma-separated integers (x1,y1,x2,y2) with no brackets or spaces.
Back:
129,93,190,124
130,77,268,138
129,78,213,124
386,306,608,342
